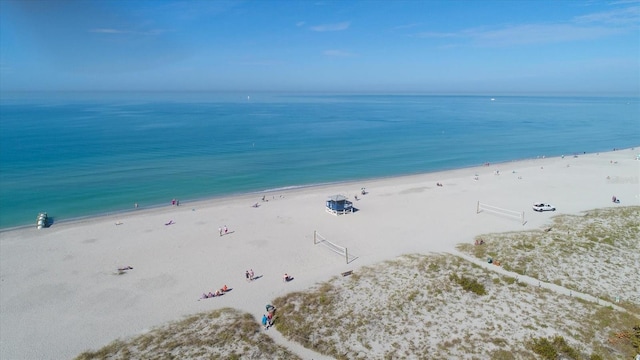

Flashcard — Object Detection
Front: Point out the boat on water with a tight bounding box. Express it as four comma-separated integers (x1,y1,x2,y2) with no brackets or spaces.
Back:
37,212,48,229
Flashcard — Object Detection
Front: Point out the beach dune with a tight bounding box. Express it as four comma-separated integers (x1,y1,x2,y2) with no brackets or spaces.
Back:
1,148,638,359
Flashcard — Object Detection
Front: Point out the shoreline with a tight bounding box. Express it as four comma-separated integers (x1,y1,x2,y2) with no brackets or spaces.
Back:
4,147,633,232
1,147,638,359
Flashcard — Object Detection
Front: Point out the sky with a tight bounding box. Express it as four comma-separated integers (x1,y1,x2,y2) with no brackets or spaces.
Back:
0,0,639,94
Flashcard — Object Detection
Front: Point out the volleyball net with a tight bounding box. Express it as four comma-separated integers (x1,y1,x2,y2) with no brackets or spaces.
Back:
313,231,355,264
477,201,526,225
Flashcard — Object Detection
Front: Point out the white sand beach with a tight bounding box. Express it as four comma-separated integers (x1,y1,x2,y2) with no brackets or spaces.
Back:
1,148,638,359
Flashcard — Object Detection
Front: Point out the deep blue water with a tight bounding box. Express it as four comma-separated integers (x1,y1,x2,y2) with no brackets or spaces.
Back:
1,92,638,229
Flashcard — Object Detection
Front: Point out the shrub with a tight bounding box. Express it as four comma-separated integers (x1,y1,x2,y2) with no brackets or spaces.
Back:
529,337,557,359
449,273,487,296
529,335,582,360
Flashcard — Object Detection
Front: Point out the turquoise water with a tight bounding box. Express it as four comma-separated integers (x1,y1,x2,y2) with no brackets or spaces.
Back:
1,92,638,229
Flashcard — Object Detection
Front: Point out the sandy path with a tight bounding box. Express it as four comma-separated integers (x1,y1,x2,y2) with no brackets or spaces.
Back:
451,250,629,313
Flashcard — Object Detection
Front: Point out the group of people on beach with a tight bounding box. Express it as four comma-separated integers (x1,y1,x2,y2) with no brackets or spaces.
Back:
262,304,276,329
201,284,228,299
117,266,133,274
245,269,255,281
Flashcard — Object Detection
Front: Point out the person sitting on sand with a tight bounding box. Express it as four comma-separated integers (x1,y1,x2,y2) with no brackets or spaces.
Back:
215,289,222,297
283,273,290,282
221,284,228,292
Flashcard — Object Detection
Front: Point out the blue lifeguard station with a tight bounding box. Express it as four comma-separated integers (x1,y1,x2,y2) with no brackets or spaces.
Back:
326,195,353,215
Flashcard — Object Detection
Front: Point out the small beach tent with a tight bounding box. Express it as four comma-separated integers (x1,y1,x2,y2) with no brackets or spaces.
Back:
326,195,354,215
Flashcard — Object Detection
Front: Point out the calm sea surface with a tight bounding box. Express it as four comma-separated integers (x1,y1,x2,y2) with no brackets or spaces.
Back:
1,92,638,229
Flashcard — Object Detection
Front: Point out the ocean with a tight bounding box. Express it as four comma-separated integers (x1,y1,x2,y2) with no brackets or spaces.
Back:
1,92,638,229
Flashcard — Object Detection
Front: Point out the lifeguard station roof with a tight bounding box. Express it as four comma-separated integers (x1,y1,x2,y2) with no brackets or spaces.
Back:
328,195,348,202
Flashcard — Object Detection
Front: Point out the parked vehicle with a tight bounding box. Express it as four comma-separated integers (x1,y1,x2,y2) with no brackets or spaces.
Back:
533,203,556,212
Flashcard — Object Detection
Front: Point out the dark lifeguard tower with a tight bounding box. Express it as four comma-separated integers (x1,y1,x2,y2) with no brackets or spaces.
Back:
326,195,354,215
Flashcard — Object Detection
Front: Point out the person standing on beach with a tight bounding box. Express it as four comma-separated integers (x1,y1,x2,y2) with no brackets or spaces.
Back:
224,225,228,234
245,270,250,282
219,227,222,236
249,269,254,281
262,314,268,329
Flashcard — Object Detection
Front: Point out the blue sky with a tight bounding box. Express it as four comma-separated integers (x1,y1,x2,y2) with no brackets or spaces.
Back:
1,0,638,94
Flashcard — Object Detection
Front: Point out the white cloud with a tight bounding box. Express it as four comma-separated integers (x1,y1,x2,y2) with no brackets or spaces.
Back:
296,21,306,27
310,21,350,32
323,49,355,57
413,3,637,47
464,24,621,46
89,28,167,35
90,28,127,34
415,31,458,39
573,5,640,25
394,23,421,30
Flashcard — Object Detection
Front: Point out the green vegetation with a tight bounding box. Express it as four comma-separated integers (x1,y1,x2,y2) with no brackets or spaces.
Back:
269,207,640,359
449,273,487,295
456,206,640,314
528,335,599,360
74,308,301,360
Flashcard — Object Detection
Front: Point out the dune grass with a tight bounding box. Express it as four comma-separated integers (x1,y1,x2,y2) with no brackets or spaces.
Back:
457,206,640,314
272,252,637,359
271,207,640,359
74,308,301,360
